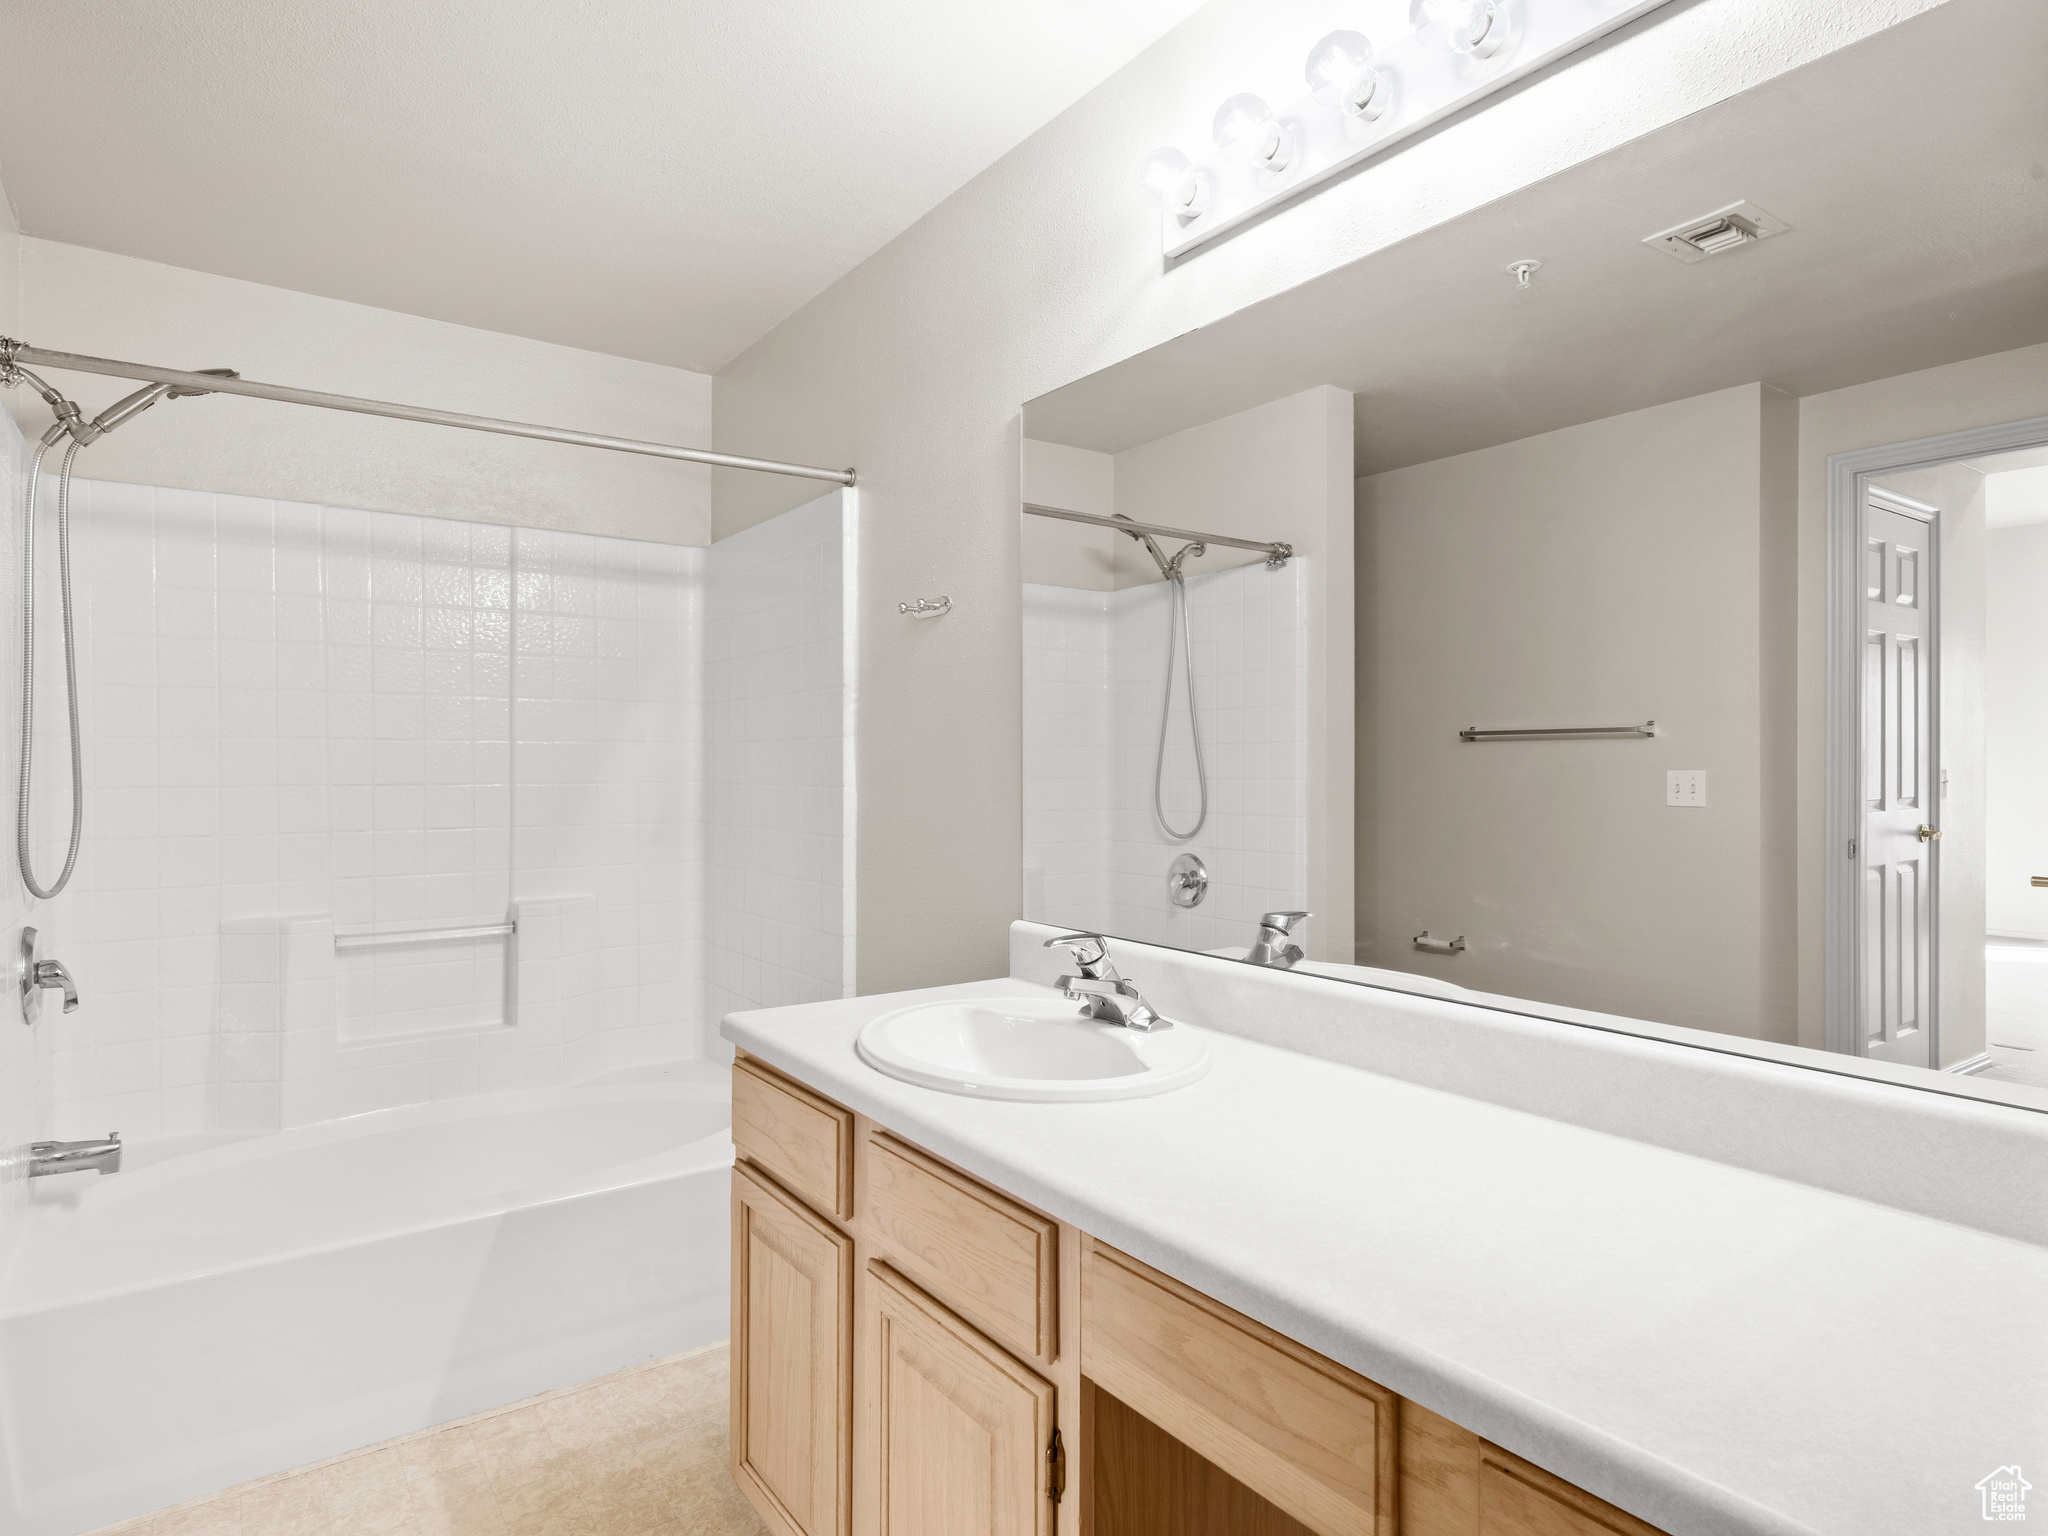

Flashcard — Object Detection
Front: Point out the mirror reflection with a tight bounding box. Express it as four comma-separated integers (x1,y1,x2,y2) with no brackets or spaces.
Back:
1021,1,2048,1099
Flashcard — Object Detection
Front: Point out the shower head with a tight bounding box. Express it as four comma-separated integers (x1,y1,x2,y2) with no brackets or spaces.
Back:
68,368,240,446
78,383,175,442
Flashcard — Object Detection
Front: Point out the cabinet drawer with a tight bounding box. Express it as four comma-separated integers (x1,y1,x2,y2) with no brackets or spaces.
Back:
865,1133,1059,1369
1400,1401,1668,1536
734,1055,854,1220
1082,1240,1395,1536
1478,1446,1668,1536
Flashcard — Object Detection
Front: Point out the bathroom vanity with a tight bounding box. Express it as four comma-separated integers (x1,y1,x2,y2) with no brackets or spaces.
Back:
723,925,2048,1536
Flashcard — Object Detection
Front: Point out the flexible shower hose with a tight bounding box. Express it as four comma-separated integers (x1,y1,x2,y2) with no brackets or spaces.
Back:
1153,570,1208,842
18,435,87,898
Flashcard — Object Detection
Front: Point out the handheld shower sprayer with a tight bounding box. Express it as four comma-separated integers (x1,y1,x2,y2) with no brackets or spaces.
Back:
0,344,239,899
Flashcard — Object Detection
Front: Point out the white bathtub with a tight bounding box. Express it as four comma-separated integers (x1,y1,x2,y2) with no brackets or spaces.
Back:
0,1073,734,1536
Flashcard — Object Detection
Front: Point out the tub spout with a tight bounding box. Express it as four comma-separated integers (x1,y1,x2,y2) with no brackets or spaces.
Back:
30,1132,121,1177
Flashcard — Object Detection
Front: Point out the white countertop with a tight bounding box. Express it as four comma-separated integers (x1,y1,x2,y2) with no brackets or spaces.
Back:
724,973,2048,1536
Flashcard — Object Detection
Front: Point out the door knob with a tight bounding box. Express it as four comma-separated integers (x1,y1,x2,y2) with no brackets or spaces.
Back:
1918,825,1942,842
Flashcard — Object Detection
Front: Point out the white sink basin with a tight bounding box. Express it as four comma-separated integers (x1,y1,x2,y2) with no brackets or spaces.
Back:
856,995,1210,1102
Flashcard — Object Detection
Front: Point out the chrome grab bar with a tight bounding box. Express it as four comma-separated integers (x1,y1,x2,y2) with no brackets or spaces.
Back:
333,921,516,952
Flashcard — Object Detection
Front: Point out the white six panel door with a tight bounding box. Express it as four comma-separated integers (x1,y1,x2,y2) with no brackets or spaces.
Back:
1859,496,1936,1069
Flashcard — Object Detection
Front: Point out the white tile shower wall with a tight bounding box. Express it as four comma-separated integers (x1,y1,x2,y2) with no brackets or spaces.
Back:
1021,583,1112,930
706,490,851,1036
34,477,702,1141
1110,561,1307,950
0,409,42,1276
1020,560,1308,952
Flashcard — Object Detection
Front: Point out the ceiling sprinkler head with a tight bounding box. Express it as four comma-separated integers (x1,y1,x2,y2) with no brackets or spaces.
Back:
1507,259,1542,290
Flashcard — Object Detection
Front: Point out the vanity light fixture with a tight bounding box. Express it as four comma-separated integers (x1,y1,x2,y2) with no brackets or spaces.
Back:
1410,0,1517,59
1212,93,1297,173
1304,31,1387,121
1143,0,1683,259
1139,146,1211,219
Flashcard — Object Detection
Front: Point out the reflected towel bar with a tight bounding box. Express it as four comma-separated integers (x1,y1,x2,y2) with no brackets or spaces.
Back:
1460,721,1657,742
334,921,516,951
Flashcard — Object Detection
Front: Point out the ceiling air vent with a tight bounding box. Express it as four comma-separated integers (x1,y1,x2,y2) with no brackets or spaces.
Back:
1643,201,1790,264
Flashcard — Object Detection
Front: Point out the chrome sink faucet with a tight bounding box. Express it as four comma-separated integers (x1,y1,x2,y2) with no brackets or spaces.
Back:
30,1132,121,1178
1245,911,1310,969
1044,933,1170,1031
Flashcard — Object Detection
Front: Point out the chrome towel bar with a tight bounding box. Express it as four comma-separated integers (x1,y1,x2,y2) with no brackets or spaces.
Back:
334,921,516,951
1459,720,1657,742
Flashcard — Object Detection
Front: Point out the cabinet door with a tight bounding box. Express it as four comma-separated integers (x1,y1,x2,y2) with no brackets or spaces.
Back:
732,1164,853,1536
869,1261,1057,1536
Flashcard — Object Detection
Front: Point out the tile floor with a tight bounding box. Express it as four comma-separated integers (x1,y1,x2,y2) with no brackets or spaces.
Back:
88,1342,769,1536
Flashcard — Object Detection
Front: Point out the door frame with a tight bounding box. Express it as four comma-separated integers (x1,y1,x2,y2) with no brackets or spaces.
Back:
1825,411,2048,1058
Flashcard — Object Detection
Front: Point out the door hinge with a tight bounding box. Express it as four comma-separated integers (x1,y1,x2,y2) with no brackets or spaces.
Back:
1848,839,1857,861
1047,1426,1065,1504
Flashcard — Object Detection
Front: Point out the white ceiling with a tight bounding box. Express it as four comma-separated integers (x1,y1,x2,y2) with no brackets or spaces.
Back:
1986,464,2048,531
1026,0,2048,476
0,0,1209,374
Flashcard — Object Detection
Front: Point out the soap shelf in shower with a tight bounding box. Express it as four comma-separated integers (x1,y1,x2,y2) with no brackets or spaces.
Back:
333,920,516,952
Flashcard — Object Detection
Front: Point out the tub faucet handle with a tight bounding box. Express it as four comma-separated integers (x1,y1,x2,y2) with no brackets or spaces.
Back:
19,926,79,1026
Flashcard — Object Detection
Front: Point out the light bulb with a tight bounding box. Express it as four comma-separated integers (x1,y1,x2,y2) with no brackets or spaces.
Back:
1304,30,1386,120
1139,147,1210,218
1211,93,1297,172
1410,0,1514,59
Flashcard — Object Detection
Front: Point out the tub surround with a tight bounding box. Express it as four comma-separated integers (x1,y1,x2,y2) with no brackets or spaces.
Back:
1,1064,737,1536
721,924,2048,1536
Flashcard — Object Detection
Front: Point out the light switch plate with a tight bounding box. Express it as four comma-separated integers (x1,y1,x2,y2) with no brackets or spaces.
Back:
1667,770,1707,807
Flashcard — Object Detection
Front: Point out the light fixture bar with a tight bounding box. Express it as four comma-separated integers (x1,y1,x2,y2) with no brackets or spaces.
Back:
1153,0,1681,259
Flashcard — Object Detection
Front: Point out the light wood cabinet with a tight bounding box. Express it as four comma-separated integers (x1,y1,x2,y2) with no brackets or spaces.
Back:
865,1131,1059,1370
868,1261,1059,1536
734,1054,855,1221
1083,1239,1395,1536
1400,1403,1667,1536
731,1163,854,1536
727,1063,1668,1536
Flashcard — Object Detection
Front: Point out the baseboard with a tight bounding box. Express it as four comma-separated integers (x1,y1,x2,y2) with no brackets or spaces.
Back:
1945,1052,1994,1076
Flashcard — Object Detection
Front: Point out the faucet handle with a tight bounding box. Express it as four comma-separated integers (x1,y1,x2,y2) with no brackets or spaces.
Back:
1043,932,1116,979
1259,911,1310,934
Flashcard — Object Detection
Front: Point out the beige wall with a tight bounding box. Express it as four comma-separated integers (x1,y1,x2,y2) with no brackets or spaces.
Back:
1356,385,1798,1039
0,177,17,336
5,240,712,543
1795,340,2048,1050
1869,462,1988,1068
1020,438,1115,589
711,0,1926,995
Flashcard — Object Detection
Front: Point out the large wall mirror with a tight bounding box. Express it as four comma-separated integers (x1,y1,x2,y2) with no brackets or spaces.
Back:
1019,0,2048,1108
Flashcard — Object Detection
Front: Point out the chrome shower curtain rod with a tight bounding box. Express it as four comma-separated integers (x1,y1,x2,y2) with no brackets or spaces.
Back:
0,338,855,486
1022,502,1291,566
